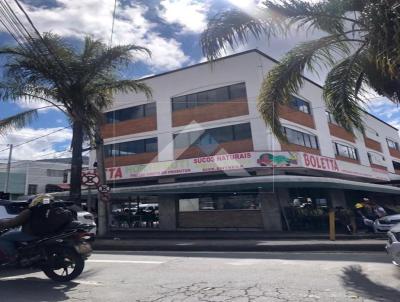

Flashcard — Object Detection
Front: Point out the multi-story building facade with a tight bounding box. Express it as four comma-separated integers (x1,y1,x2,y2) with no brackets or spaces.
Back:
0,158,86,199
94,50,400,231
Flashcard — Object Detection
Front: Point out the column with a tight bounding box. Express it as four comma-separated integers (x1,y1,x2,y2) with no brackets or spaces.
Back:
259,191,283,231
158,195,178,230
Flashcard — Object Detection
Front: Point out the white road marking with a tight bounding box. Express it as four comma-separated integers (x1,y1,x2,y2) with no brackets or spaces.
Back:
88,260,164,264
75,280,102,286
226,259,264,266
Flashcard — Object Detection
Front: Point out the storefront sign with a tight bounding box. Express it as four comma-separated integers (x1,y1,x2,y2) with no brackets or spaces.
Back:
105,151,391,181
106,151,299,180
301,153,339,172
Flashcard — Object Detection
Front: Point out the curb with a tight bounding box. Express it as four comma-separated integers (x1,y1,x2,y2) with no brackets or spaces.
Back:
92,241,386,253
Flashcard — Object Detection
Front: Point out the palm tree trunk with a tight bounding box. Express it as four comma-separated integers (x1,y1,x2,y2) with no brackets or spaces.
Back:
69,120,84,204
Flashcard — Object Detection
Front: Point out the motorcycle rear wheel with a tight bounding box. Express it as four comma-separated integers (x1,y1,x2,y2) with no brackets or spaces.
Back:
42,247,85,282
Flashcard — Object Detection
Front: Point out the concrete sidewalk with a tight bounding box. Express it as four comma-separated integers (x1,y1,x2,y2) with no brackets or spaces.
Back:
93,238,387,252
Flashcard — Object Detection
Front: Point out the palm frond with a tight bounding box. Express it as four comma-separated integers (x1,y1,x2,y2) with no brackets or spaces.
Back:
82,43,151,82
363,59,400,104
258,35,351,141
323,49,366,133
0,109,39,135
201,8,285,61
93,80,152,99
265,0,363,35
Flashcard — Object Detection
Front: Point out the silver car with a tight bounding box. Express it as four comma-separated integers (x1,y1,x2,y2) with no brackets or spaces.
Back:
373,214,400,233
386,223,400,265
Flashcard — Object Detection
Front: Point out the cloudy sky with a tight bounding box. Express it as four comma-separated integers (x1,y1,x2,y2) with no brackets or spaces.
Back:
0,0,398,161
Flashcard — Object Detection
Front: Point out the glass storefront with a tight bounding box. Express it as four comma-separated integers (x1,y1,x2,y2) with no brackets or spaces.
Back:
110,196,159,229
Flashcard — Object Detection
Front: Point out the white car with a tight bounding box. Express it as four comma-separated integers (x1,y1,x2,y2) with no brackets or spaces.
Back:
0,199,96,236
386,223,400,265
373,214,400,233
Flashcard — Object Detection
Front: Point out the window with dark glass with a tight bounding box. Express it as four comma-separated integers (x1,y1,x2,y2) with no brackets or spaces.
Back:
174,123,252,149
393,161,400,170
289,96,311,114
28,184,38,195
104,138,158,157
387,138,399,150
334,142,358,160
368,152,385,165
105,102,156,123
282,127,318,149
171,82,247,111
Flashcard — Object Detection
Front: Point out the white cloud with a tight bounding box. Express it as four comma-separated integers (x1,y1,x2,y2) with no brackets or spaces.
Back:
13,0,190,71
0,127,72,161
158,0,210,34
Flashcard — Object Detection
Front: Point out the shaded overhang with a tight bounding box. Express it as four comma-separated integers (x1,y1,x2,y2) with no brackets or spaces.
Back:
108,175,400,196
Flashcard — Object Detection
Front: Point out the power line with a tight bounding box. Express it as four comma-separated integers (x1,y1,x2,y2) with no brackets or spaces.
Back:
0,126,71,153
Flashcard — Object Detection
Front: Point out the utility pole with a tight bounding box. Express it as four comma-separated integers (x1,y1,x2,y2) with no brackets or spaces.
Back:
4,144,13,193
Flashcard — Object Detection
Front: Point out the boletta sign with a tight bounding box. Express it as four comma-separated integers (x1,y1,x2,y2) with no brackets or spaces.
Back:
301,153,340,172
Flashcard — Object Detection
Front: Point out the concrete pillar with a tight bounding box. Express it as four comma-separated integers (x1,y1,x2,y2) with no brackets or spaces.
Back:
328,189,347,208
158,195,178,230
259,192,283,231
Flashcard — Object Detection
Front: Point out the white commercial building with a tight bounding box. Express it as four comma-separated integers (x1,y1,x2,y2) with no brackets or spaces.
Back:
92,50,400,231
0,159,77,199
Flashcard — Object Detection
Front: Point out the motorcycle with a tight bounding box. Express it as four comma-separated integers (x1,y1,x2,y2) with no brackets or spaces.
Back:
0,221,93,282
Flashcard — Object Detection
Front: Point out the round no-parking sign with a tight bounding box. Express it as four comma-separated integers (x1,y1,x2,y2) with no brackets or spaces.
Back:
82,173,100,186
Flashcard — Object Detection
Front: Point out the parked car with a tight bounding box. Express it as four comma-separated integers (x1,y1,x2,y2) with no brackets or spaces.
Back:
386,223,400,265
373,214,400,233
0,199,97,236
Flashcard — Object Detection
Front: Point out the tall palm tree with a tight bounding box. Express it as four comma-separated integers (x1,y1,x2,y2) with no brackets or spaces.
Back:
0,33,151,202
201,0,400,141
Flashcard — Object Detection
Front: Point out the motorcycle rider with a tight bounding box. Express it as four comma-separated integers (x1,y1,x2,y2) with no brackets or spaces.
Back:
0,194,53,263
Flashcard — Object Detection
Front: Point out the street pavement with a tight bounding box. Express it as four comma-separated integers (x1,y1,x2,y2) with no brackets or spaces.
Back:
0,251,399,302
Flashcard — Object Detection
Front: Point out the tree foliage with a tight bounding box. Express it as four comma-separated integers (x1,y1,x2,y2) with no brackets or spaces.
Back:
201,0,400,139
0,34,151,201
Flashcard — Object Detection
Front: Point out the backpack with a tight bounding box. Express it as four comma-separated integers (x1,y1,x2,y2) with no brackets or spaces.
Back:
29,203,74,236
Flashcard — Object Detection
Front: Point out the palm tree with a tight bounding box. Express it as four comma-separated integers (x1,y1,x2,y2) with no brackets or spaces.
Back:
201,0,400,141
0,33,151,202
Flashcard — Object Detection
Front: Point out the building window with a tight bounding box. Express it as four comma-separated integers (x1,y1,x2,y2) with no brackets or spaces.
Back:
105,102,156,123
326,111,339,125
387,138,399,150
334,142,358,160
104,138,158,157
46,169,65,177
368,152,385,166
282,127,319,149
27,184,38,195
179,194,260,212
171,82,247,111
393,161,400,171
289,96,311,114
174,123,252,149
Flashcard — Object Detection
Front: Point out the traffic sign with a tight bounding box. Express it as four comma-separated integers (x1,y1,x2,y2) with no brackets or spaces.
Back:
82,172,100,186
98,185,111,193
100,192,110,202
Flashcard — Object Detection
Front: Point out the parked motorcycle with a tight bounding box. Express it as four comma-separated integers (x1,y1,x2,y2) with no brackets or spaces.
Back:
0,221,92,282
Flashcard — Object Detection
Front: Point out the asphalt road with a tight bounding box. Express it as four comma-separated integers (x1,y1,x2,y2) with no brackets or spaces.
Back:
0,251,399,302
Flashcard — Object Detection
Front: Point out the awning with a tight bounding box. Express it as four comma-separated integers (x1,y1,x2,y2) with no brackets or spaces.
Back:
108,175,400,196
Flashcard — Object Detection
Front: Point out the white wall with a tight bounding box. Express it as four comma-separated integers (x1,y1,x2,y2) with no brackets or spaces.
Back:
0,161,71,195
99,50,400,178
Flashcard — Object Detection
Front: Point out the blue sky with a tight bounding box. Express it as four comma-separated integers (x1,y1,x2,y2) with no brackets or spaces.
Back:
0,0,399,161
